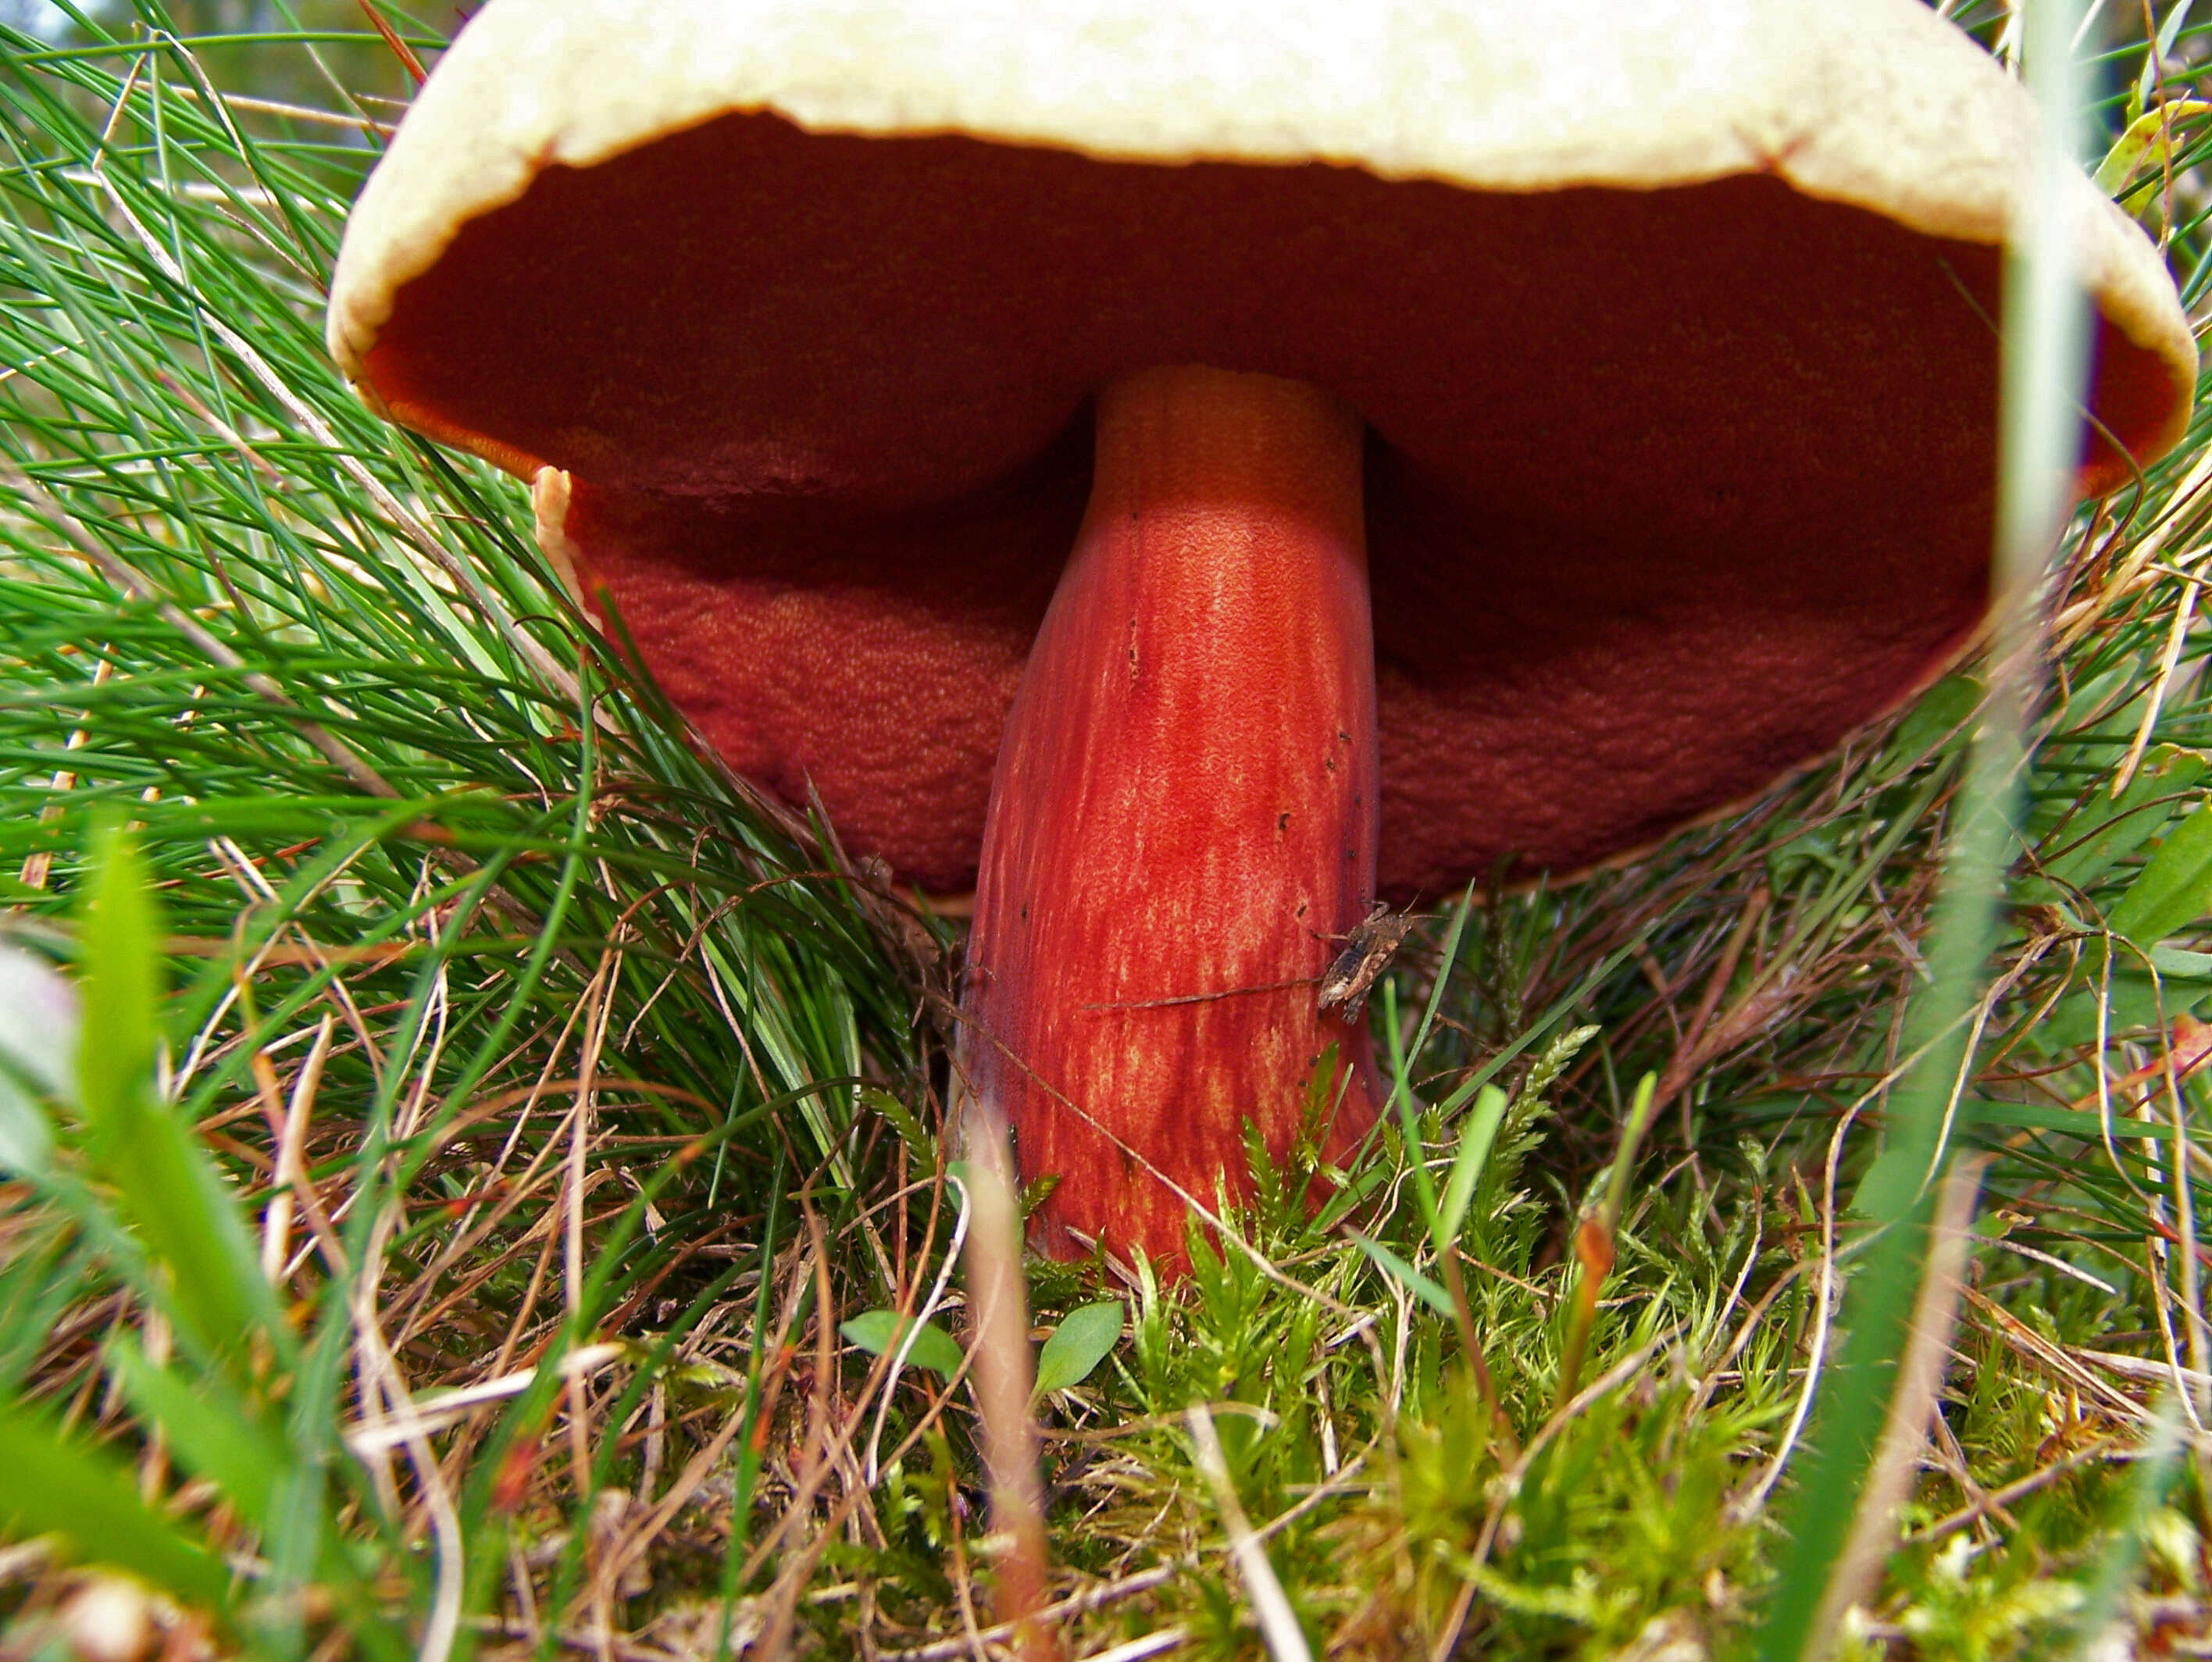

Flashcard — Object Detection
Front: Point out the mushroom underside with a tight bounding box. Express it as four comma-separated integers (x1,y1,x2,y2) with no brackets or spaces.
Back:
367,112,2175,897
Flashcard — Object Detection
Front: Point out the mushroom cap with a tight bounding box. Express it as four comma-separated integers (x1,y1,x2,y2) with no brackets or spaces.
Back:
330,0,2199,897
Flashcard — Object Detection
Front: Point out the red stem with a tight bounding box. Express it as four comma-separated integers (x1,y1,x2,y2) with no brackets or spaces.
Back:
960,365,1384,1271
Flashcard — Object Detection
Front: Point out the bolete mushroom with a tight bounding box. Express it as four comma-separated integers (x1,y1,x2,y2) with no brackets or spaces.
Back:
330,0,2197,1271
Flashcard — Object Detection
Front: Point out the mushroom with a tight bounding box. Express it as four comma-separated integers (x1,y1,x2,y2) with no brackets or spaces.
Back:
330,0,2196,1271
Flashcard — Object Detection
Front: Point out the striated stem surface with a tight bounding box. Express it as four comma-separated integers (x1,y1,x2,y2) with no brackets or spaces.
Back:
960,364,1383,1270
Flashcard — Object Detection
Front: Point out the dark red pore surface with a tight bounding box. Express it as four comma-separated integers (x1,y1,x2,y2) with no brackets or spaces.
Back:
366,111,2179,897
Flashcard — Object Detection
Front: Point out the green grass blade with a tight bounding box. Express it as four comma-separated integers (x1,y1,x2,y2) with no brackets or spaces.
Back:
76,827,276,1360
1436,1082,1507,1246
2107,801,2212,944
1752,1,2100,1654
105,1337,288,1528
0,1396,234,1611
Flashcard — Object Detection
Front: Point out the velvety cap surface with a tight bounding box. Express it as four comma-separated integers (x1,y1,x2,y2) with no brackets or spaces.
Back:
330,0,2200,897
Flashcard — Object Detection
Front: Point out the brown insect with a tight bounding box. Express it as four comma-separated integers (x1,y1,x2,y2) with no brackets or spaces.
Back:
1317,901,1415,1021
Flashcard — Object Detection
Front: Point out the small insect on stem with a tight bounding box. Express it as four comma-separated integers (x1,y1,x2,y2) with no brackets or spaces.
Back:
1317,901,1415,1022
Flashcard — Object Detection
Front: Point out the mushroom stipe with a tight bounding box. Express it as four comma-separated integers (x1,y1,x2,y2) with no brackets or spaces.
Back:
962,366,1383,1268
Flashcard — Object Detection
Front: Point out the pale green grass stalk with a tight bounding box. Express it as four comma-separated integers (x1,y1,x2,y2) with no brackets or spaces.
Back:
1753,2,2100,1655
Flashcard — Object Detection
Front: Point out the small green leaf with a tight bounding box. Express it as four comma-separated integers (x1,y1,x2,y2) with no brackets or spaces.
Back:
1033,1300,1123,1396
2152,945,2212,979
1347,1229,1454,1319
840,1310,964,1378
2028,746,2206,900
0,1396,231,1611
2033,972,2203,1056
2110,804,2212,947
2095,100,2212,200
1436,1084,1507,1247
